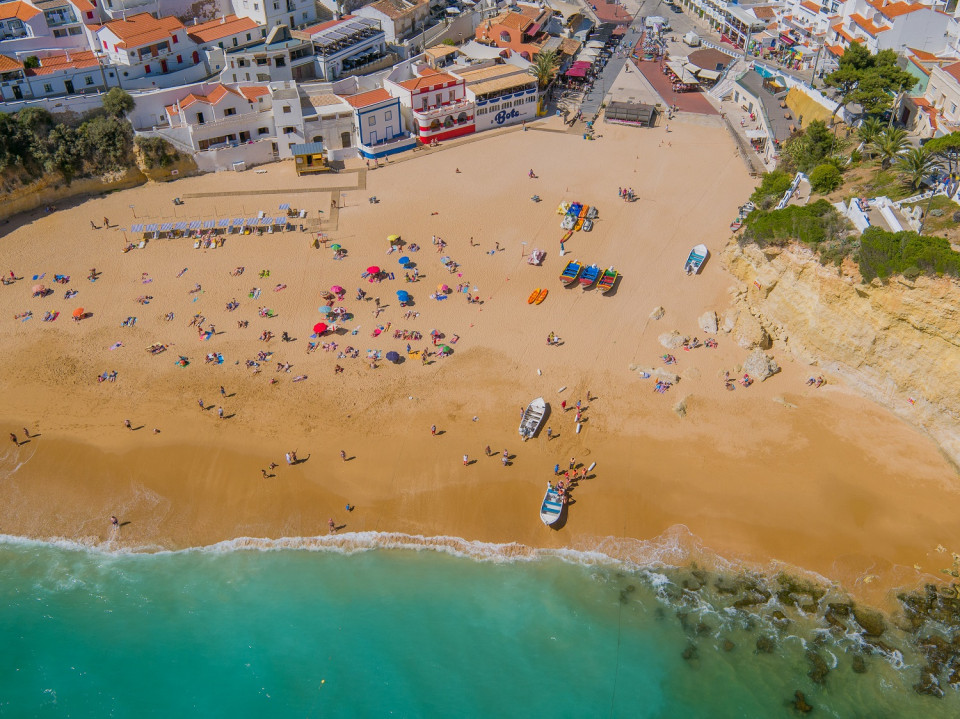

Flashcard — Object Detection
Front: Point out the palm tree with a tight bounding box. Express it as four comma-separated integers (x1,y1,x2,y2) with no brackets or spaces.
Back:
896,146,937,190
857,117,883,159
872,127,909,169
529,50,559,90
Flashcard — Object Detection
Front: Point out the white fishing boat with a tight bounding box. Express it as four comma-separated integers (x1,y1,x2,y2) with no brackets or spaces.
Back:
540,482,564,526
684,244,708,275
519,397,547,439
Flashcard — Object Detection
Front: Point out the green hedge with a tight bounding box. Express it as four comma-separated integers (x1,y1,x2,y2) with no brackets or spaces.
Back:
858,227,960,281
742,200,843,247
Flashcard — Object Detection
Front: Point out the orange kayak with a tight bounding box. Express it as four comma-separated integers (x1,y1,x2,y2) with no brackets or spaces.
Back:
528,288,540,304
535,289,548,304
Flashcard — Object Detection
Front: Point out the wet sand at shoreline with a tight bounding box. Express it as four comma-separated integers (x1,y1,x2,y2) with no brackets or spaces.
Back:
1,115,958,607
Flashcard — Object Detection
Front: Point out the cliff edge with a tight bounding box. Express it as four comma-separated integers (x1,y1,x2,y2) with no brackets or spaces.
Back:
723,242,960,470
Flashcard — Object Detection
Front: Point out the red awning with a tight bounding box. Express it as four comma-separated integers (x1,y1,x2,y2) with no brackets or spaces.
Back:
566,66,588,77
571,61,593,69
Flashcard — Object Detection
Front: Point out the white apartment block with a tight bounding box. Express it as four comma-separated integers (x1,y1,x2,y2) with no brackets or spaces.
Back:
231,0,317,30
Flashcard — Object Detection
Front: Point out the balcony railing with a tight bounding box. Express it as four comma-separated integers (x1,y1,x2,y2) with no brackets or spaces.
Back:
168,108,270,131
413,98,473,120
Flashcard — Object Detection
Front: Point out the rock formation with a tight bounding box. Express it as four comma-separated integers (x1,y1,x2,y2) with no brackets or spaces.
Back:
724,242,960,468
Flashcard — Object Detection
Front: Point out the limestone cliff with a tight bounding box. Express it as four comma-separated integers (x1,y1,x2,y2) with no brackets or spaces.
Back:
723,242,960,469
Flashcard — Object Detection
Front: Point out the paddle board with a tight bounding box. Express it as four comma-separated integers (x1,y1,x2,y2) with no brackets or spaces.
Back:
587,462,596,472
558,386,567,393
576,423,582,434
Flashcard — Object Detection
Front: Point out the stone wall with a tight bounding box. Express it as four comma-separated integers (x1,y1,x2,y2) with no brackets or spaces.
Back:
0,169,147,223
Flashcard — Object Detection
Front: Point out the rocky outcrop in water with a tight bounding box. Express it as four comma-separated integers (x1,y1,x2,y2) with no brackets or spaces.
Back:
724,243,960,468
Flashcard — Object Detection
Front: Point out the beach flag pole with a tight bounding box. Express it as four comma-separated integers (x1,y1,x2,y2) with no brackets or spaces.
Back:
520,241,527,257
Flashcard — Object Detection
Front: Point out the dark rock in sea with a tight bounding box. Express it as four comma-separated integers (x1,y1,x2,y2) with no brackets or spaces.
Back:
852,655,867,674
715,578,739,595
654,607,666,621
947,662,960,687
682,578,703,591
756,636,775,654
682,644,698,662
917,635,952,666
852,606,886,637
771,610,789,624
824,608,847,631
695,622,711,637
792,690,813,713
733,592,766,609
775,574,826,608
799,602,819,614
863,638,896,656
806,650,829,685
691,567,708,584
914,666,944,698
827,602,852,617
722,639,735,652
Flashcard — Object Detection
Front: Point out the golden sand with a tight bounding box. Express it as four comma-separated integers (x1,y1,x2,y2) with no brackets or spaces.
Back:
1,116,957,604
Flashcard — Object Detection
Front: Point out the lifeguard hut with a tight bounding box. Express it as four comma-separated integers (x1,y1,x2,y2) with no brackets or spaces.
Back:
291,142,330,175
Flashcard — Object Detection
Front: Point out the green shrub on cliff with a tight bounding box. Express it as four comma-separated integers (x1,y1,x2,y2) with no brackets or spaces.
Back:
858,227,960,281
809,163,842,194
750,170,793,208
742,200,845,248
0,93,134,184
135,136,179,169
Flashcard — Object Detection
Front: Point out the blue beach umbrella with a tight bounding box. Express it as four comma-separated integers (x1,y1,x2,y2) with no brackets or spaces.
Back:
386,351,400,363
398,256,410,265
396,291,410,302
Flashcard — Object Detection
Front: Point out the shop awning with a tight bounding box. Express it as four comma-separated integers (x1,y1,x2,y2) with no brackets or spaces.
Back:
566,66,588,77
745,128,767,139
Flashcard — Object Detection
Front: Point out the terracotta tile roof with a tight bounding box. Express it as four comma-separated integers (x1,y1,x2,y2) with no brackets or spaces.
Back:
68,0,96,13
497,12,533,32
0,1,40,21
301,14,354,35
865,0,925,19
799,1,820,13
943,62,960,84
341,87,393,108
398,72,457,92
100,12,186,49
826,44,845,57
26,50,99,76
239,85,270,101
908,47,939,62
0,54,23,73
165,84,251,115
751,6,776,20
305,93,346,107
366,0,424,21
832,23,858,44
849,13,889,36
187,15,260,44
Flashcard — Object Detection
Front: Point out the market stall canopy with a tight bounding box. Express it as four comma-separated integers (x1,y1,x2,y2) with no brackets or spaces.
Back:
696,68,720,81
745,128,768,139
566,66,588,77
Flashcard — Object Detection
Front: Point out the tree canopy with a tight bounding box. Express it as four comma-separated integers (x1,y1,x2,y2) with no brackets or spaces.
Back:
823,44,915,119
925,132,960,175
102,88,135,118
530,50,559,90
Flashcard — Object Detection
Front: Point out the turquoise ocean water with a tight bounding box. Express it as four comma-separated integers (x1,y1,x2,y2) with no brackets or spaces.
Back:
1,536,957,718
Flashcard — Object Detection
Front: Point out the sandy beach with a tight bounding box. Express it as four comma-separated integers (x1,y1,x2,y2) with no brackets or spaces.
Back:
1,113,958,606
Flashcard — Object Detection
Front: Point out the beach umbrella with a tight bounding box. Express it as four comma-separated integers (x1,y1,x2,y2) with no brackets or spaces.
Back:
72,307,84,318
318,305,332,314
396,291,410,302
367,266,380,275
331,285,344,294
398,256,410,265
333,307,346,316
313,322,327,334
386,351,400,363
440,345,452,353
438,283,449,292
330,244,342,251
387,234,400,243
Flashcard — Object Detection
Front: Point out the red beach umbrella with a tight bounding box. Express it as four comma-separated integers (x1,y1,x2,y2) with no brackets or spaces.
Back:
367,266,380,275
72,307,84,318
313,322,327,334
331,285,345,294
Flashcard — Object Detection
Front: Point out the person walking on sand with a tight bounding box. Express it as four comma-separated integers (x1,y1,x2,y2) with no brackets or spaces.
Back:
218,407,224,420
90,220,97,230
9,432,17,446
198,398,205,410
463,454,469,466
103,217,109,228
328,518,336,534
431,425,437,436
554,464,560,476
485,445,491,457
124,419,132,430
569,457,575,469
110,515,119,530
546,427,553,440
220,386,226,397
561,400,567,412
261,469,269,479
